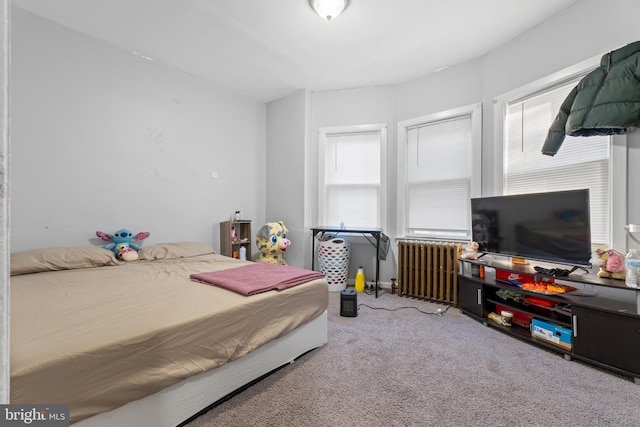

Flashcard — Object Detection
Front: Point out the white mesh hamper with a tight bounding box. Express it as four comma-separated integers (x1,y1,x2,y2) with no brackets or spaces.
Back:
317,237,350,292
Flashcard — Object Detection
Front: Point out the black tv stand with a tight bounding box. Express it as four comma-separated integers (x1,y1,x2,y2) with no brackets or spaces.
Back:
458,257,640,384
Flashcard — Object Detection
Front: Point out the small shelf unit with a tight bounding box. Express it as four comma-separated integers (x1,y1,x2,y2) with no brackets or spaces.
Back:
220,220,252,260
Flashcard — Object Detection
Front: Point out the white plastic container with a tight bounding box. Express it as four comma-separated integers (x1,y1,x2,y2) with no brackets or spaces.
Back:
239,246,247,261
500,310,513,327
317,238,350,292
625,249,640,288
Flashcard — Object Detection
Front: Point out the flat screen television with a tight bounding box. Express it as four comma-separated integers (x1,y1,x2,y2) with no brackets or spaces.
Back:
470,189,592,267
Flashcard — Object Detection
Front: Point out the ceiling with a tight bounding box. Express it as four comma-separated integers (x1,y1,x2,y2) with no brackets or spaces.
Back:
12,0,581,102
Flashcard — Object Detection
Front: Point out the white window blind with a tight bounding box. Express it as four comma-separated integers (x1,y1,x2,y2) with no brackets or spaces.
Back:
319,129,384,228
504,77,610,245
406,115,472,239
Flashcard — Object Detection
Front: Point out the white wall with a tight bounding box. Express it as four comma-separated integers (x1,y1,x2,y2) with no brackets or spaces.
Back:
308,86,396,280
0,0,8,404
394,59,483,123
265,90,308,267
481,0,640,196
278,0,640,284
628,130,640,249
10,8,267,253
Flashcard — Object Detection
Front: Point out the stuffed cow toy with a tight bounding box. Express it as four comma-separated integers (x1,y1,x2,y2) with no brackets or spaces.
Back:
115,243,140,262
256,221,291,265
591,248,626,280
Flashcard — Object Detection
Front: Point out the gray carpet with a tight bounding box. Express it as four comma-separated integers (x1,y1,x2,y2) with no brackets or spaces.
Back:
185,289,640,427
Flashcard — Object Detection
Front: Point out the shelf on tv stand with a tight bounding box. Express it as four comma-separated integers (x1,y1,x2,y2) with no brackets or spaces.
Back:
465,255,640,313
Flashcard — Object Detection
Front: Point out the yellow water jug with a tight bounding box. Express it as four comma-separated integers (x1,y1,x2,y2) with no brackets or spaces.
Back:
355,266,365,293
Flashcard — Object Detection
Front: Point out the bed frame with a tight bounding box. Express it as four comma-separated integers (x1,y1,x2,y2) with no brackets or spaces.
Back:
74,311,328,427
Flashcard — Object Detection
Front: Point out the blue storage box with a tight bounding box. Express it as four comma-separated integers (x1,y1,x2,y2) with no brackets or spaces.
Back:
531,318,572,350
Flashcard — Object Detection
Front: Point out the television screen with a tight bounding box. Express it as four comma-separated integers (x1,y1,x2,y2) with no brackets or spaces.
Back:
470,189,592,266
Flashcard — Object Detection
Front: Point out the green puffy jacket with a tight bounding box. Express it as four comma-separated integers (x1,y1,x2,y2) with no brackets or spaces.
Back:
542,41,640,156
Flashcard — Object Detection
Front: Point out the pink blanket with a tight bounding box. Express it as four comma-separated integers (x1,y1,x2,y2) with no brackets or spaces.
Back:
190,263,326,296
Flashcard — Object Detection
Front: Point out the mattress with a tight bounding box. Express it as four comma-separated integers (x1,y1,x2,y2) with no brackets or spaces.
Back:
10,249,328,423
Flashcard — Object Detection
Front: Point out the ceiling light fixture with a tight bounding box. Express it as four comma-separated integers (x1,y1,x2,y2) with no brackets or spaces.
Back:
309,0,350,21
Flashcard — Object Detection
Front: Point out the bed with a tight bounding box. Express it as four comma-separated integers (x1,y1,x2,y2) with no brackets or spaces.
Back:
9,242,329,426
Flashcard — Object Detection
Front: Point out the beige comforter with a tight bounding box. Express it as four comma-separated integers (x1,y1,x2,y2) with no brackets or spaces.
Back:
10,253,328,423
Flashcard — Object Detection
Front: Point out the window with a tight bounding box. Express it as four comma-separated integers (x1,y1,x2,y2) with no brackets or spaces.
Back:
318,124,387,228
504,76,611,245
397,104,482,240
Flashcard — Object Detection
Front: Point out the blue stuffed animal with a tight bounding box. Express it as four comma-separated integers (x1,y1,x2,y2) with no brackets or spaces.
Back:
96,228,150,259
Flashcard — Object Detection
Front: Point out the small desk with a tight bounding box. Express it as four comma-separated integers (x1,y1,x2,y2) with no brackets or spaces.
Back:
311,226,387,298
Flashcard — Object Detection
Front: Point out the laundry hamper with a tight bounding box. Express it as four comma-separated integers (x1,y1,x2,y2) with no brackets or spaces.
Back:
317,237,350,292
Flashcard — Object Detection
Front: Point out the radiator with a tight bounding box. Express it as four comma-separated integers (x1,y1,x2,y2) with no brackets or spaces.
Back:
397,240,463,305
